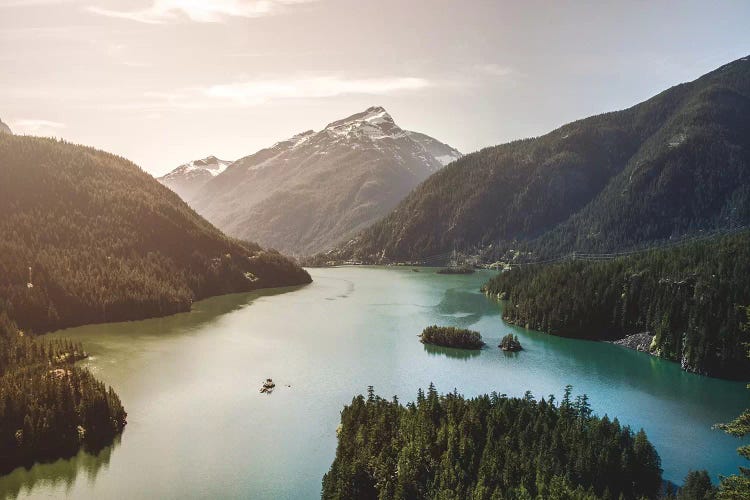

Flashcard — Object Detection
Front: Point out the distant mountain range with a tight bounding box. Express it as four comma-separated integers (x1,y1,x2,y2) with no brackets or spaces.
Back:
159,155,232,201
321,55,750,264
0,134,310,333
158,106,461,256
0,118,11,135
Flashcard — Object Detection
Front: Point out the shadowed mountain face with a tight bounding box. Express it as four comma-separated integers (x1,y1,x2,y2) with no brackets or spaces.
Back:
158,156,232,201
161,106,461,256
0,118,11,135
323,55,750,263
0,135,310,333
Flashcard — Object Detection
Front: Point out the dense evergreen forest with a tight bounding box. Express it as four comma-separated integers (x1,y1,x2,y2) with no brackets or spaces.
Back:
712,318,750,499
322,385,664,499
715,386,750,499
0,135,311,333
483,231,750,378
0,312,126,474
318,55,750,264
419,325,485,349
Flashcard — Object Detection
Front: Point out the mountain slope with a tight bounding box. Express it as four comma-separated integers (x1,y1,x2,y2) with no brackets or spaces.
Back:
157,155,232,201
325,55,750,263
0,135,310,333
0,118,11,135
188,106,461,256
405,130,462,165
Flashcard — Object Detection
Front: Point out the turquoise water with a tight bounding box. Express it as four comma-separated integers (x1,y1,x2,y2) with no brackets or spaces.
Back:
0,267,747,499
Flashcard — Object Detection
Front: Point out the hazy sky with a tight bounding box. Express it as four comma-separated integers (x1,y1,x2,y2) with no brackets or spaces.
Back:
1,0,749,176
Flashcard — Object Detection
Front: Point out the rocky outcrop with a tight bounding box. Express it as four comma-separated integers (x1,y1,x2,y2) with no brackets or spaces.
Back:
610,333,654,353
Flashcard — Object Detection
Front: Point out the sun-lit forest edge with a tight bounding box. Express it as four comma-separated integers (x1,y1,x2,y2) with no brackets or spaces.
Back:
0,134,311,334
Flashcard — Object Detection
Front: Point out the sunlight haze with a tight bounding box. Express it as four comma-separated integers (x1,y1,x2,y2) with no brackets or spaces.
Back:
1,0,749,175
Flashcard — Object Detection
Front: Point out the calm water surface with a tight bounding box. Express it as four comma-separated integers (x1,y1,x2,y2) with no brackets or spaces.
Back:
1,267,747,499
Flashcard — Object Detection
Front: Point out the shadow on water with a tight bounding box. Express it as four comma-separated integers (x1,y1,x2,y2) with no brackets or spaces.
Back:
51,284,308,344
500,350,521,359
422,343,482,360
435,288,502,328
0,435,121,500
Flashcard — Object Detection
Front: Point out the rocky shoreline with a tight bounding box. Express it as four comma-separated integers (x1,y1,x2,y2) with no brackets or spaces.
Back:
609,332,654,354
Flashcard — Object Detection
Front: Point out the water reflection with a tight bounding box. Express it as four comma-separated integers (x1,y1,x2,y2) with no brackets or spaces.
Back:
422,343,482,360
0,436,120,500
435,288,501,328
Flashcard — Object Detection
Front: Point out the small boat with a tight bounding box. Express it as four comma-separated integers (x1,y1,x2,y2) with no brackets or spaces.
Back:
259,378,276,394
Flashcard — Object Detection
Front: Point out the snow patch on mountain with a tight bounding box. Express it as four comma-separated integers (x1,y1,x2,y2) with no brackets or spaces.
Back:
162,156,232,180
158,155,234,201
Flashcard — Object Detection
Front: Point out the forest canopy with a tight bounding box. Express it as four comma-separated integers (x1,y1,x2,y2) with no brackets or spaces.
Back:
419,325,485,349
322,385,663,499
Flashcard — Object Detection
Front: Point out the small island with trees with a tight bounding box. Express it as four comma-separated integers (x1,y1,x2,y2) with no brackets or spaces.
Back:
499,333,523,351
419,325,485,350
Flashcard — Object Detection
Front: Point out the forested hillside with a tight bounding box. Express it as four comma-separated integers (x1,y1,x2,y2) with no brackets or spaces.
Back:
322,386,663,499
0,135,311,333
483,231,750,378
0,312,126,473
323,55,750,264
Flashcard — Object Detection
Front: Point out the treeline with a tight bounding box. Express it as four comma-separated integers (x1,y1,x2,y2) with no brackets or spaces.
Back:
0,312,126,474
322,385,663,499
483,231,750,379
0,135,311,333
420,325,485,349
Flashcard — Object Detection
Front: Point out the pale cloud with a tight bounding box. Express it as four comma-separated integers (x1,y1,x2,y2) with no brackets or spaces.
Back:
204,76,431,105
12,119,66,134
115,75,433,109
87,0,316,24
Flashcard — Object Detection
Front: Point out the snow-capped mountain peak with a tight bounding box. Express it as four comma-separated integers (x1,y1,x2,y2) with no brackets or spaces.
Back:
323,106,403,141
158,155,233,201
184,106,462,256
